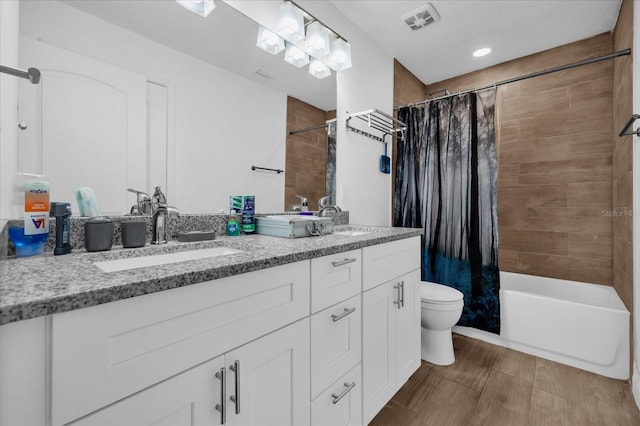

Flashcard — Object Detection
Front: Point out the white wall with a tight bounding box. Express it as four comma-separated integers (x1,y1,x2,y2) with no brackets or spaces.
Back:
0,0,20,222
632,0,640,408
17,0,287,214
296,1,395,227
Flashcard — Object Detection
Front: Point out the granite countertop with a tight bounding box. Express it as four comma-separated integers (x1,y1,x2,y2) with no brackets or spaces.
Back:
0,225,422,326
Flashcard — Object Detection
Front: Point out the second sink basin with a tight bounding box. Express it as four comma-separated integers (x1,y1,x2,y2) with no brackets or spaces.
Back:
333,230,370,237
94,247,242,273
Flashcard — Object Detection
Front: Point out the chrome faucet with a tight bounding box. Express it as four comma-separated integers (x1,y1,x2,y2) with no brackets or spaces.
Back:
151,204,179,244
127,188,152,215
319,205,342,217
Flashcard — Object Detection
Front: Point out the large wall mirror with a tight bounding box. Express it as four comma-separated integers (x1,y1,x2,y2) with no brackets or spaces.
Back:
16,0,336,215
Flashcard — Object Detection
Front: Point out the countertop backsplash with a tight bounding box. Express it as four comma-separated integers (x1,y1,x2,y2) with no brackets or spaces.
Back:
0,211,349,258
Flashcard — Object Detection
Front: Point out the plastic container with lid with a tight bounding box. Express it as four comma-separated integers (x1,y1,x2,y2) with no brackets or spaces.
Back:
9,173,50,257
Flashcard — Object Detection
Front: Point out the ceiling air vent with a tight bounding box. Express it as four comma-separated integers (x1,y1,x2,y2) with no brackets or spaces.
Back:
402,3,440,31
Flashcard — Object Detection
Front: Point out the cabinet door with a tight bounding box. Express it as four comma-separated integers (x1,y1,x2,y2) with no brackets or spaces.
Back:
362,282,397,425
226,318,310,426
69,357,224,426
395,270,421,385
311,364,362,426
311,295,361,398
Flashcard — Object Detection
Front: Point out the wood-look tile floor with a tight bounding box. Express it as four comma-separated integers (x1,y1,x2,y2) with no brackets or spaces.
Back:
370,334,640,426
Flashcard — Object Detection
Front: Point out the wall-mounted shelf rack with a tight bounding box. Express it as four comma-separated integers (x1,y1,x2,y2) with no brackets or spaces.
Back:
346,109,406,143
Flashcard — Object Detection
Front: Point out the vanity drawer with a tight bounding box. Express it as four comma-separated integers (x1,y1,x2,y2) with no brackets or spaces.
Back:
311,294,361,398
51,261,310,426
362,236,420,291
311,249,361,313
311,364,362,426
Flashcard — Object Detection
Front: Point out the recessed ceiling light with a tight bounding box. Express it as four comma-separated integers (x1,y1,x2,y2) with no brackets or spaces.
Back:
473,47,492,57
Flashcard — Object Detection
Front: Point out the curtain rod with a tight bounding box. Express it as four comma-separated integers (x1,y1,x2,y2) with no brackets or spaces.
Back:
289,118,336,135
394,48,631,110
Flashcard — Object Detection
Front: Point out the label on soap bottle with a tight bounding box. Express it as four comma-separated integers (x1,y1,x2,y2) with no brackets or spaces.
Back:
23,179,50,235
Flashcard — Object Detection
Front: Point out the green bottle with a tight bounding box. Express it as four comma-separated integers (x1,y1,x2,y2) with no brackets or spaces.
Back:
226,214,240,236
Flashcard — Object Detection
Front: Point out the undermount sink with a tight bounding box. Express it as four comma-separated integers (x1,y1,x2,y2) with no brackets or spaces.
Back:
333,230,370,237
94,247,242,273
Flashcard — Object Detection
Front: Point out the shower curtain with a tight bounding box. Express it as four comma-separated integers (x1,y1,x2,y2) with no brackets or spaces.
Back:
394,90,500,334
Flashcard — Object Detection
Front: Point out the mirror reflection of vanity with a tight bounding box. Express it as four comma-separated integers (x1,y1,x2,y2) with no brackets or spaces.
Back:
16,0,337,215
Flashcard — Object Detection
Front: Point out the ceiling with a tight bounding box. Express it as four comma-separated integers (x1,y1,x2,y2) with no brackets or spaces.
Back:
57,0,622,110
330,0,623,85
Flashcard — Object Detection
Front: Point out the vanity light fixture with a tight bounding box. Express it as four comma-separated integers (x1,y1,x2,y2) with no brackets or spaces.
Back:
276,1,305,43
473,47,492,57
308,58,331,79
255,0,352,76
305,21,331,58
284,43,310,68
328,38,352,71
175,0,215,17
257,26,285,55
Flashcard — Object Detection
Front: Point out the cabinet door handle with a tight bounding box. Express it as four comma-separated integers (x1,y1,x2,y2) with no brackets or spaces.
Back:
214,367,226,425
400,280,405,308
331,382,356,404
331,307,357,322
331,257,357,267
393,283,402,309
229,360,240,414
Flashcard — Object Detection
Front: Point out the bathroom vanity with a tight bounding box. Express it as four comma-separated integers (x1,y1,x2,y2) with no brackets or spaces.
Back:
0,226,422,426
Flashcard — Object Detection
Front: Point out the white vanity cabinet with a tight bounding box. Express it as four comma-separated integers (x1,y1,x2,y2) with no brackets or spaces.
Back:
69,318,310,426
51,261,310,426
68,356,226,426
362,237,421,425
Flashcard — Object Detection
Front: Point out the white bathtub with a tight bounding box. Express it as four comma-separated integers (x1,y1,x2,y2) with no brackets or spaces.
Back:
453,271,630,379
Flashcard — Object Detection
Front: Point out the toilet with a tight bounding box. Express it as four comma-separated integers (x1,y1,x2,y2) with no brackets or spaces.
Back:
420,282,464,366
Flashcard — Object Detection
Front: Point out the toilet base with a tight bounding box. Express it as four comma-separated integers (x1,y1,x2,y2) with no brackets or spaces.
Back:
421,328,455,366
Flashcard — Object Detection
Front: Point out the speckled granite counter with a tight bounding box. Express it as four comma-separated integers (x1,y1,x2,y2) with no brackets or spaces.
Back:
0,225,422,325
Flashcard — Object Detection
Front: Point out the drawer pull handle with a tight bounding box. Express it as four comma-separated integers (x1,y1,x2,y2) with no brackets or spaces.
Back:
214,367,226,425
331,382,356,404
331,258,357,267
229,360,240,414
400,281,405,308
394,282,402,309
331,307,357,322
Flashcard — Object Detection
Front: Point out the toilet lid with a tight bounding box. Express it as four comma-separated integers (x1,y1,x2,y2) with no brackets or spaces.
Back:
420,282,464,303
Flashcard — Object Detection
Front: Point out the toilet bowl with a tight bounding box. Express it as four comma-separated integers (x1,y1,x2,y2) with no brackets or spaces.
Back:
420,282,464,366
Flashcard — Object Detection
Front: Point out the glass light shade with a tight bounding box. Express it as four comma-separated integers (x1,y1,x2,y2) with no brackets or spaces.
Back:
276,2,305,43
256,26,285,55
284,43,310,68
305,21,330,58
176,0,215,17
308,58,331,79
329,38,352,71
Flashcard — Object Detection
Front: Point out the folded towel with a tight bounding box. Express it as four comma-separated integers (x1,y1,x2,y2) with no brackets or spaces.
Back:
75,187,102,217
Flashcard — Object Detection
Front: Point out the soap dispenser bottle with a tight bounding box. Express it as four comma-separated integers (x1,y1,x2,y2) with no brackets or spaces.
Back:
226,213,241,236
296,195,309,212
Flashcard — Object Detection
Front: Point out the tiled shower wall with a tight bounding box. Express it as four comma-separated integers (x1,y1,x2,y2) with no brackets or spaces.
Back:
285,97,335,211
396,32,621,286
612,0,633,310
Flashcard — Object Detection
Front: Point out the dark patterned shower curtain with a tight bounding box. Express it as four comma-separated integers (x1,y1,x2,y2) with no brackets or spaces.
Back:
394,90,500,334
